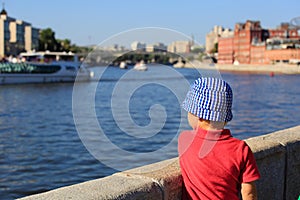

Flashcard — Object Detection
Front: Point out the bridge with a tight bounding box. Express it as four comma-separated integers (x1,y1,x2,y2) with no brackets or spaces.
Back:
76,50,213,68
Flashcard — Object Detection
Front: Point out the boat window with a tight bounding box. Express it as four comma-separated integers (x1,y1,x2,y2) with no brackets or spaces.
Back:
59,55,75,61
43,55,56,63
66,66,76,71
30,64,61,73
22,55,41,62
0,63,61,74
20,52,78,63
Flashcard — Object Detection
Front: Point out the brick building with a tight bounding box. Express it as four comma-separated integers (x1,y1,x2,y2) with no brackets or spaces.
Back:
250,45,265,64
265,49,300,64
217,20,300,65
234,21,264,64
217,37,234,64
268,23,299,39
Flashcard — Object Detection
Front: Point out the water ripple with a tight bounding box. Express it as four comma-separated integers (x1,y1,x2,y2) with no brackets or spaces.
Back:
1,67,300,199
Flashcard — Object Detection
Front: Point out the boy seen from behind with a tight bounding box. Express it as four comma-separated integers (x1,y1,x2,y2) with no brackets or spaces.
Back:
178,77,260,200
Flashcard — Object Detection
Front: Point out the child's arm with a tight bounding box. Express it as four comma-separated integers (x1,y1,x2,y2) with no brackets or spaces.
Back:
241,181,257,200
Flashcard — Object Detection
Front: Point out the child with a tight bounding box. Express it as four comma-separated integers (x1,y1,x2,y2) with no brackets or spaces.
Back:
178,77,260,200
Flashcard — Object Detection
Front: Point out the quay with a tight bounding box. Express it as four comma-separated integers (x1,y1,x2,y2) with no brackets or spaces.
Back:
184,60,300,75
19,125,300,200
215,64,300,74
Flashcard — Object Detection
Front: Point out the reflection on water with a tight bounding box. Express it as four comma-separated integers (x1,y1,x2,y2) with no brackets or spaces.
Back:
225,72,300,139
0,65,299,199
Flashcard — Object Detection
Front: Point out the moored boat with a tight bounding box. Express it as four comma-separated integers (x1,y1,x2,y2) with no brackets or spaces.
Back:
0,61,93,85
133,60,148,71
119,61,128,69
20,51,79,63
173,57,185,68
0,51,93,85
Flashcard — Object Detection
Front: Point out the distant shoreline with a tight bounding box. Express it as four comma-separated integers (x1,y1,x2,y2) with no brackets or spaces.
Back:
184,61,300,75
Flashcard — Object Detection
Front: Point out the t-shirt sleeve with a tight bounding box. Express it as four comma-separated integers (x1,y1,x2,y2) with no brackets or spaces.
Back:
240,143,261,183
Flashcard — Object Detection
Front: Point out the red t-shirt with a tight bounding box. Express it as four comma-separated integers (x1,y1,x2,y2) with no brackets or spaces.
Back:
178,128,260,200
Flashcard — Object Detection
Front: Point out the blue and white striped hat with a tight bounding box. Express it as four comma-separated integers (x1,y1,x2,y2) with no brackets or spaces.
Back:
182,77,233,122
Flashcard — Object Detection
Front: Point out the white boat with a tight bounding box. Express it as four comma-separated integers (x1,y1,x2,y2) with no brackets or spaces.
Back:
20,51,79,63
119,61,128,69
0,51,94,85
134,60,148,71
173,57,185,68
0,61,94,85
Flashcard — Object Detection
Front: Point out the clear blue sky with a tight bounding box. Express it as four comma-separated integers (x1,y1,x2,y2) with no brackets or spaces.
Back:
5,0,300,46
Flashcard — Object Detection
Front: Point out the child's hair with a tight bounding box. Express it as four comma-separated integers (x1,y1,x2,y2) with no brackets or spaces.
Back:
182,77,233,122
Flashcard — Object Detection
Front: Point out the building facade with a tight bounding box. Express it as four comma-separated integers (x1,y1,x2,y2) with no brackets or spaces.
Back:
217,37,234,64
265,49,300,64
0,7,39,57
218,20,300,64
250,45,265,64
233,21,264,64
146,43,167,52
131,41,146,51
167,41,191,54
268,23,299,39
205,25,233,53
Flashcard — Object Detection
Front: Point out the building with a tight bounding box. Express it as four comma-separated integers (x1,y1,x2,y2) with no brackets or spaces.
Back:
100,44,127,52
205,25,233,53
0,6,39,57
25,25,39,53
131,41,146,51
233,20,265,64
0,8,10,58
268,23,299,39
250,44,265,64
218,20,300,65
146,42,167,52
167,41,191,54
217,37,234,64
265,49,300,64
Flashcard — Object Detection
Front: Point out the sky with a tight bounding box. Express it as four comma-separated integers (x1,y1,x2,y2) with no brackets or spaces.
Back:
5,0,300,47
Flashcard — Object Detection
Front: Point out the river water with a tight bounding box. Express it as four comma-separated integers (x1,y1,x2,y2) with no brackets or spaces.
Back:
1,65,299,199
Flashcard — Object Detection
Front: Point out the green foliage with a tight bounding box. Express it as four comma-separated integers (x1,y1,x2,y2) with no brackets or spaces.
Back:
197,53,204,61
57,39,71,51
38,28,90,53
211,42,218,53
113,52,173,65
39,28,58,51
191,47,204,54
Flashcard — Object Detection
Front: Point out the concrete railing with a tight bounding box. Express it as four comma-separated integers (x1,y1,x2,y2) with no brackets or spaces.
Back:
19,125,300,200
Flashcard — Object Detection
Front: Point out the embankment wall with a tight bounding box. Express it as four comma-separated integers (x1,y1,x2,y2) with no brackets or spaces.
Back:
19,125,300,200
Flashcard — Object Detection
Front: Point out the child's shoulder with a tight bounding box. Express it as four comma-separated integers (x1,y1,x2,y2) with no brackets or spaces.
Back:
178,130,196,156
228,136,253,154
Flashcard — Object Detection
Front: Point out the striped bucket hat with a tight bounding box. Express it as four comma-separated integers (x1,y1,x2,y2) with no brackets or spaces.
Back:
182,77,233,122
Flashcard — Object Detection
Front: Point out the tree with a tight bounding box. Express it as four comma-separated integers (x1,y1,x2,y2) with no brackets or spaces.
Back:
39,28,59,51
191,46,204,54
210,42,218,54
57,39,72,52
38,28,92,53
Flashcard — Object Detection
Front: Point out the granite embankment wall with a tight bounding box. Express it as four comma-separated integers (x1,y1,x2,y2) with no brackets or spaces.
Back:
19,125,300,200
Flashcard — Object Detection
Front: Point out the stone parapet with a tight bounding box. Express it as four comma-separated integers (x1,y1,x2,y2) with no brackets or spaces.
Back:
245,125,300,200
19,125,300,200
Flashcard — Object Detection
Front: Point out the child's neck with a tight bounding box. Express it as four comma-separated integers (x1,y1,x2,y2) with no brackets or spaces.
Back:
197,119,225,131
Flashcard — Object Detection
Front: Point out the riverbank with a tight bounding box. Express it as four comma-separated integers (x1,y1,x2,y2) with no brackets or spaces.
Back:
184,61,300,74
